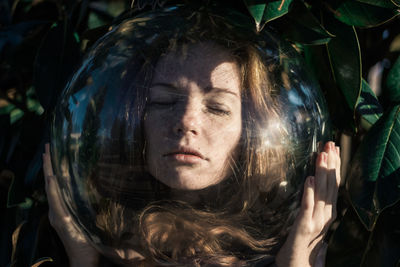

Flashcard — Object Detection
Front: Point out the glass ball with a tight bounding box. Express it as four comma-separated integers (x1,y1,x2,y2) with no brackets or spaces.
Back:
50,4,330,265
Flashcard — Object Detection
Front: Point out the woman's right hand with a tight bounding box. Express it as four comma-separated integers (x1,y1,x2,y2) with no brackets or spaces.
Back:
43,143,99,267
276,141,341,267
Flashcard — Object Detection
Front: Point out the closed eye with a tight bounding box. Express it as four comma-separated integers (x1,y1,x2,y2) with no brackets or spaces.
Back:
206,105,231,116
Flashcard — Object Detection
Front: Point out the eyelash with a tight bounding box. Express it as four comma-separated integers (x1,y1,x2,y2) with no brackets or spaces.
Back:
148,101,231,116
207,105,231,116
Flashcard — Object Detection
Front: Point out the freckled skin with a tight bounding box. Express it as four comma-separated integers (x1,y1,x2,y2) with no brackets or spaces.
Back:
144,43,242,190
43,44,341,267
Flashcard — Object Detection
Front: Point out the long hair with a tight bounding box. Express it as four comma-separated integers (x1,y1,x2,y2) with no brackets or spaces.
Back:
86,5,299,266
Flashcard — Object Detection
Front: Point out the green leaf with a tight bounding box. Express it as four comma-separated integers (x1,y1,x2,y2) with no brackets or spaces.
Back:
347,104,400,229
334,1,400,28
7,173,26,207
356,79,383,129
244,0,294,30
26,87,44,115
244,0,267,26
0,115,10,157
262,0,294,24
356,0,399,9
303,45,356,132
10,108,24,124
32,257,54,267
274,1,334,45
386,55,400,103
0,102,15,115
360,200,400,267
325,16,362,114
326,207,369,267
33,21,81,111
392,0,400,7
9,204,46,266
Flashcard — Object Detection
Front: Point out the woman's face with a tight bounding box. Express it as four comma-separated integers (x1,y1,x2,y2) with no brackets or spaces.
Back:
144,43,242,190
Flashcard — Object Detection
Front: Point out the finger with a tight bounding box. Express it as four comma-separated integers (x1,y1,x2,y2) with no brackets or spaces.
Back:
313,152,328,220
46,177,71,229
43,155,69,225
324,169,337,224
335,146,341,187
331,146,341,212
326,143,338,203
326,142,336,170
314,152,328,199
45,171,66,214
323,143,339,225
300,176,315,220
43,143,54,177
325,145,341,206
43,154,50,193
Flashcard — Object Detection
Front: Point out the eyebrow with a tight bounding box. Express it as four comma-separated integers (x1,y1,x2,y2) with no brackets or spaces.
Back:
150,82,239,98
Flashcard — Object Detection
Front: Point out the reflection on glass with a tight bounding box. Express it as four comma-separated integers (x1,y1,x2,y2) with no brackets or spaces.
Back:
51,4,330,266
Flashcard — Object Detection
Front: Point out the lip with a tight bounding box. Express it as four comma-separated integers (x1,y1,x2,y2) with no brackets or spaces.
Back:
164,147,205,163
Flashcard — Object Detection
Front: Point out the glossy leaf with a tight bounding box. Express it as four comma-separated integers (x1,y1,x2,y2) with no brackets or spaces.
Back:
24,142,46,185
303,45,356,131
0,21,46,54
325,16,361,113
392,0,400,7
31,258,53,267
334,1,400,28
10,109,24,124
356,0,399,8
360,200,400,267
262,0,294,24
33,21,81,111
0,114,9,158
386,55,400,103
326,207,369,267
356,79,383,129
11,221,25,264
23,118,48,185
244,0,294,30
244,0,267,26
274,1,333,45
7,174,26,207
9,204,46,266
347,104,400,229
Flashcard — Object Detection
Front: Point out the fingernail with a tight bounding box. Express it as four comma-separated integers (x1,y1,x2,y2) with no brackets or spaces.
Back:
309,176,314,186
330,142,335,150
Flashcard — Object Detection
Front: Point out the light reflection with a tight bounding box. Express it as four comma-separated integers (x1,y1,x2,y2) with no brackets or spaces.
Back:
50,5,331,264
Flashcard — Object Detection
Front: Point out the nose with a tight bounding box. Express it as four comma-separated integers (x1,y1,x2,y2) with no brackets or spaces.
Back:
173,102,201,136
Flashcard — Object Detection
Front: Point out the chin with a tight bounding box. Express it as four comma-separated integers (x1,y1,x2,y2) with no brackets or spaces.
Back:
161,177,214,191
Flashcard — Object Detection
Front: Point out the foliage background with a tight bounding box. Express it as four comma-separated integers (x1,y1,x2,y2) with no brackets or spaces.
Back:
1,0,400,266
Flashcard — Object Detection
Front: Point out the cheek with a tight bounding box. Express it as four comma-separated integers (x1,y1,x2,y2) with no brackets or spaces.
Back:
229,114,243,157
144,114,162,162
228,125,242,157
144,113,165,143
213,116,242,159
144,115,162,175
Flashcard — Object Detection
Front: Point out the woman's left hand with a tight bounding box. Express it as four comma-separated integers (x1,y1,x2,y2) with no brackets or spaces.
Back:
43,144,100,267
276,141,341,267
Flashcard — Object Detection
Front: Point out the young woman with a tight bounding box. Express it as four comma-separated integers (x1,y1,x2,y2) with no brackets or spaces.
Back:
44,5,340,267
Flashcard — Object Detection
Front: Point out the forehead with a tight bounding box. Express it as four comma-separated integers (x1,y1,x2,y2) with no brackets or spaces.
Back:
152,43,241,91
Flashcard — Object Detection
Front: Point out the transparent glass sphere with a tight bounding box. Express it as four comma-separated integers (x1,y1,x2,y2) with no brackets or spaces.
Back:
51,4,330,265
